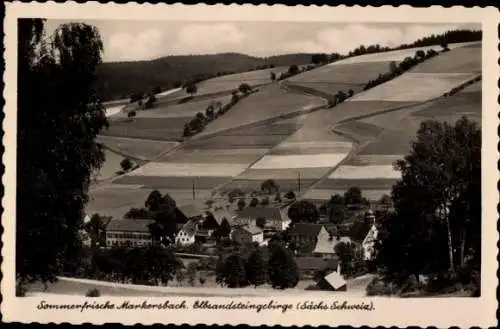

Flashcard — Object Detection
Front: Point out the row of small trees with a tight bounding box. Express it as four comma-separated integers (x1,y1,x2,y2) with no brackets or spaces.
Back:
183,83,255,137
216,243,299,289
363,48,440,91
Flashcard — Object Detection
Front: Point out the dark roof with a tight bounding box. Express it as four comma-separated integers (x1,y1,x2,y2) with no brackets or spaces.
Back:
106,219,154,233
295,256,339,271
242,225,263,235
177,204,203,219
237,207,283,222
288,223,325,237
180,220,197,236
348,220,373,243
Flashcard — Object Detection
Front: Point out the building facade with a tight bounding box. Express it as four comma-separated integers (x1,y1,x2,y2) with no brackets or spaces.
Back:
105,219,155,247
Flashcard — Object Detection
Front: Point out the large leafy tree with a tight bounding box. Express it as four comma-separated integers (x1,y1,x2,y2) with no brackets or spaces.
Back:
246,248,268,287
287,200,319,223
17,19,108,285
376,117,481,282
268,244,299,289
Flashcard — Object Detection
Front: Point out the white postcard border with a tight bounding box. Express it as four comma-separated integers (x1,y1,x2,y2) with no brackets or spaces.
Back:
2,3,499,327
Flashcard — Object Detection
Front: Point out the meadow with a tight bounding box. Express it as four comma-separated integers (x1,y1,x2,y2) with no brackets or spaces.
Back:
98,135,178,161
349,72,476,102
101,117,189,141
410,45,481,74
92,150,125,182
198,84,325,136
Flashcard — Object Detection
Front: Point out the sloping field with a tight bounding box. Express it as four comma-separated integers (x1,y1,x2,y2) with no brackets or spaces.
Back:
119,95,233,119
98,135,178,160
101,117,189,141
333,121,385,144
191,67,288,96
289,61,392,85
325,42,477,66
250,153,349,170
410,45,481,74
92,150,124,182
87,185,154,219
197,84,325,136
348,72,476,102
159,148,269,164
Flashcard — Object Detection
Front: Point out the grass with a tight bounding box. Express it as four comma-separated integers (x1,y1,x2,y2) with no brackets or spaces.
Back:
113,175,233,190
92,150,124,182
328,165,400,180
301,188,392,202
250,153,349,170
238,167,333,180
333,121,385,144
124,95,234,119
159,148,268,164
268,143,353,156
315,178,399,190
410,45,481,74
98,135,178,161
87,186,155,219
101,117,189,141
221,178,318,193
198,84,325,136
287,82,365,100
289,61,394,85
129,162,248,177
411,90,481,117
349,72,476,102
185,134,290,149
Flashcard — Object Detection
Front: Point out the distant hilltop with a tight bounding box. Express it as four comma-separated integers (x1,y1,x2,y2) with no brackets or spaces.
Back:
97,29,481,102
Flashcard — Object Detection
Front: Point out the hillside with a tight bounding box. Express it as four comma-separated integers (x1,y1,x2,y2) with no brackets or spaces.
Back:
97,52,314,101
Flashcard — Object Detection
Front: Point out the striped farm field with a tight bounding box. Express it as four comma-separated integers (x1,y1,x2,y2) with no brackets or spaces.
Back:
101,117,189,141
329,164,401,180
410,44,481,74
97,135,178,160
269,140,353,155
250,153,350,170
198,84,325,136
333,121,385,144
348,72,476,102
113,175,232,190
236,167,330,181
120,95,233,119
295,101,417,134
325,42,476,66
129,162,248,177
411,86,481,118
158,148,268,164
290,62,393,85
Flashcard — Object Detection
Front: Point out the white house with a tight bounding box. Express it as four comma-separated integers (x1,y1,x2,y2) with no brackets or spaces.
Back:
175,221,197,246
105,218,155,248
231,225,264,244
361,223,379,260
236,207,291,231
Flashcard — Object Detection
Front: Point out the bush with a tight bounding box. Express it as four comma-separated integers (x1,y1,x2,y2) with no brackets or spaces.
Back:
260,197,270,206
16,283,28,297
86,288,101,297
249,197,259,207
366,277,397,296
284,190,296,199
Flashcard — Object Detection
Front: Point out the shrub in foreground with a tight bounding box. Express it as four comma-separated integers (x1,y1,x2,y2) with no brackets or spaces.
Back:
86,288,101,297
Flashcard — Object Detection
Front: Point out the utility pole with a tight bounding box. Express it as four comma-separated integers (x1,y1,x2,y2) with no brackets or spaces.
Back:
192,178,195,200
297,171,301,193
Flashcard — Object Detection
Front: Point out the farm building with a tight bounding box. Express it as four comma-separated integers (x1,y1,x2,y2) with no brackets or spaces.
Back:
105,218,155,247
288,223,330,251
236,206,291,231
316,271,347,291
295,256,340,274
231,225,264,244
175,203,204,230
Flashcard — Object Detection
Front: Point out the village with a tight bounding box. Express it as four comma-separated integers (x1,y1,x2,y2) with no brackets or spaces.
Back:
83,181,387,292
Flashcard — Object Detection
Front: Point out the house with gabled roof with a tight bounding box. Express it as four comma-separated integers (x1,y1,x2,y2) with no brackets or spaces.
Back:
105,218,155,248
175,203,204,230
231,225,264,245
288,223,330,250
236,206,291,231
175,220,197,246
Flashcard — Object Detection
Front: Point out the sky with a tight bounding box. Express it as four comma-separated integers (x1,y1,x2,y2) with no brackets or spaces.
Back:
44,20,479,62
